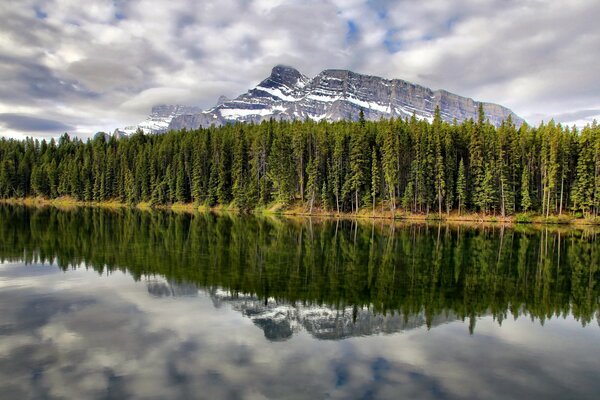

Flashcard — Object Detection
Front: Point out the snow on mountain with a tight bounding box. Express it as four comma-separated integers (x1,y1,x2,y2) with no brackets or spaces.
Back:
166,65,524,131
123,104,202,135
123,65,524,136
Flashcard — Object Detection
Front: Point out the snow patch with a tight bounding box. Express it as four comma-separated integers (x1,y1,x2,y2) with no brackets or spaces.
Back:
220,108,274,118
306,94,340,103
308,113,328,122
256,86,300,102
345,97,391,113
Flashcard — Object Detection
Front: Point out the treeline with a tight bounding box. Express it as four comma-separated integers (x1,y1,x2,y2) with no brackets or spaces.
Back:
1,206,599,329
1,106,599,216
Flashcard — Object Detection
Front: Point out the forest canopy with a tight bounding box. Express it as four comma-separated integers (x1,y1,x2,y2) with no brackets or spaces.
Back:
1,106,599,217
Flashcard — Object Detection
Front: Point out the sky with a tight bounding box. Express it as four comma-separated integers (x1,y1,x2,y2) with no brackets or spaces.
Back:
1,0,599,139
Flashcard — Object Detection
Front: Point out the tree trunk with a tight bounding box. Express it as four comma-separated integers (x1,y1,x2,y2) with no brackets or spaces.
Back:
546,186,551,218
500,176,506,218
299,157,304,204
559,173,564,215
372,195,375,216
438,187,442,217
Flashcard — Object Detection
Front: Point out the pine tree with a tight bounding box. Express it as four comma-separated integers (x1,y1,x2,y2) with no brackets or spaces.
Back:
521,166,532,212
165,165,175,203
268,130,295,204
191,151,203,204
497,121,515,217
348,126,368,213
444,126,456,215
175,156,187,203
371,148,380,215
306,154,319,213
456,158,466,215
217,140,232,205
481,163,496,214
470,110,485,212
0,159,15,198
382,124,399,214
124,168,136,205
232,129,250,209
331,131,346,213
291,124,306,202
47,160,58,198
571,126,595,214
402,181,414,212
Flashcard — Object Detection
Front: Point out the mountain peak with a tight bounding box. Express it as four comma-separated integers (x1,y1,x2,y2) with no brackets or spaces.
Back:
266,64,306,88
126,66,525,133
271,64,301,76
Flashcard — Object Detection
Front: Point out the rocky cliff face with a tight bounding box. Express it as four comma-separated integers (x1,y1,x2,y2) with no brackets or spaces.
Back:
164,65,523,131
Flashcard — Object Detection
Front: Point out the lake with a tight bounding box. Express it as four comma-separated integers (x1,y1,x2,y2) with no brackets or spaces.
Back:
0,205,599,399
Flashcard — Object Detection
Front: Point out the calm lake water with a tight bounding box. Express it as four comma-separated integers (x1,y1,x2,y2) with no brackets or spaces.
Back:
0,205,599,399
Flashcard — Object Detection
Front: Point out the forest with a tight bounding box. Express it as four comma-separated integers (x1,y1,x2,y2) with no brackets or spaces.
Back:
1,106,599,217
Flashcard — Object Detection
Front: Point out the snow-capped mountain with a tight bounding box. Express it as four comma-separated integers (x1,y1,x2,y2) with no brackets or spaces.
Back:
162,65,523,131
122,104,202,134
122,65,523,135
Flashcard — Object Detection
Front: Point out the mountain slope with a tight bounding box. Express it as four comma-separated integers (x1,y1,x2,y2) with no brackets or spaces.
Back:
124,65,523,134
122,104,202,135
165,65,523,130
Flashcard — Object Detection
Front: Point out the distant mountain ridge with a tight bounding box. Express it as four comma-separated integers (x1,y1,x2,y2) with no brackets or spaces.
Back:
124,65,524,134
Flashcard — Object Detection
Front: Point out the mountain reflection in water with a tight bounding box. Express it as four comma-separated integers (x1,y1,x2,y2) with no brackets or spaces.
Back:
1,205,600,399
1,205,598,334
149,279,457,341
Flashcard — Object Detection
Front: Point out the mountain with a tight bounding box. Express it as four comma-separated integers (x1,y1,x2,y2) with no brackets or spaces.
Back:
123,104,202,135
122,65,523,134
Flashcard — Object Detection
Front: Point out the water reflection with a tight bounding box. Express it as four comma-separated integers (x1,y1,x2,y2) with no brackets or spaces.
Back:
1,262,600,399
1,206,600,399
1,205,598,333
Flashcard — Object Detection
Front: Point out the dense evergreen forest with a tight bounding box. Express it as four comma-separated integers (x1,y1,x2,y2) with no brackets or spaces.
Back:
1,106,599,217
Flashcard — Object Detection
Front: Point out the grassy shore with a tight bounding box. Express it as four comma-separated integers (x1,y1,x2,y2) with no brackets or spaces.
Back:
2,197,599,225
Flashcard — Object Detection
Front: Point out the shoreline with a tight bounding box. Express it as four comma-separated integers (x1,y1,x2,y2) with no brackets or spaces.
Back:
1,197,599,226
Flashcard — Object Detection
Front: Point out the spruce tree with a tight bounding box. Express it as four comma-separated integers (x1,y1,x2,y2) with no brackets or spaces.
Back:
268,130,295,204
402,181,414,212
456,158,466,215
371,148,380,215
521,166,532,212
382,125,399,214
306,155,319,213
349,126,368,213
232,130,249,209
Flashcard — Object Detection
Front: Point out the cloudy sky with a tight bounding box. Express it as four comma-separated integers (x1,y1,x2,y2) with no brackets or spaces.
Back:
1,0,599,139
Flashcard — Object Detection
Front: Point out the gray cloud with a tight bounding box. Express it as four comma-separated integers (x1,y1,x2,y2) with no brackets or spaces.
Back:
0,0,599,138
0,113,74,133
550,109,600,124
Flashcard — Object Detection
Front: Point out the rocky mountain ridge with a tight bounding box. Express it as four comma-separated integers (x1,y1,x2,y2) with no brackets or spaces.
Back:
124,65,524,134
